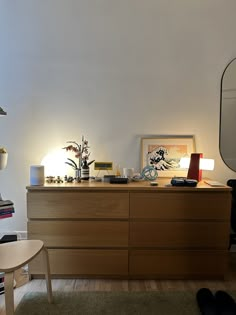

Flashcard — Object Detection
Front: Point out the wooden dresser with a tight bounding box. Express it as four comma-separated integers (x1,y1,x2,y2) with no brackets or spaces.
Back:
26,179,231,279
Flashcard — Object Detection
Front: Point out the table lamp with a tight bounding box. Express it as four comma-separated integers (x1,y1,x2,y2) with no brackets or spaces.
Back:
180,153,214,181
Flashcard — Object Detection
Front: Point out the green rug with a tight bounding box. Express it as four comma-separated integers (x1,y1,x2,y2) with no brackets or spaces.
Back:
15,291,201,315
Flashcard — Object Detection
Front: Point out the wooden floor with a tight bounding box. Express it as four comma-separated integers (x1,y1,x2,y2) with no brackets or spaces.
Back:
1,252,236,314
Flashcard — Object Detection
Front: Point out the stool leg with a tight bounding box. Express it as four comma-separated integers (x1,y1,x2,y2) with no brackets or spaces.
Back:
41,246,53,303
4,271,14,315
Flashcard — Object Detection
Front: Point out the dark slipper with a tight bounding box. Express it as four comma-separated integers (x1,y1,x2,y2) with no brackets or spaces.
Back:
215,290,236,315
196,288,218,315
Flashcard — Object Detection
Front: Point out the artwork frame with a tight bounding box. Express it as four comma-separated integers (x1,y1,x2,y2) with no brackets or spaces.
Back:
141,135,196,178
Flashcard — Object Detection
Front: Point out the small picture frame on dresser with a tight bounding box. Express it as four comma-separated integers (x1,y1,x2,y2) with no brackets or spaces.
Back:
141,135,196,178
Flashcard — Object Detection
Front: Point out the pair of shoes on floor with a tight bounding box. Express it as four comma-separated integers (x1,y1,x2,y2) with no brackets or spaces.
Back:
196,288,236,315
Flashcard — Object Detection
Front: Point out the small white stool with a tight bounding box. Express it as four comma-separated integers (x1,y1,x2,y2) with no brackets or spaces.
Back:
0,240,53,315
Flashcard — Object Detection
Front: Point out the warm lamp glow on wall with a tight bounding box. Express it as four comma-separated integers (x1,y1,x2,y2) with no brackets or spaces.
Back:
180,153,215,181
41,149,68,176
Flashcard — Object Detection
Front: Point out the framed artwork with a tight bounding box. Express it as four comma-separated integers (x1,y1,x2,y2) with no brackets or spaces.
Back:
141,135,195,178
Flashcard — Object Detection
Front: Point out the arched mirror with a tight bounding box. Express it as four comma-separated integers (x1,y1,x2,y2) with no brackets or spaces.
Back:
220,58,236,171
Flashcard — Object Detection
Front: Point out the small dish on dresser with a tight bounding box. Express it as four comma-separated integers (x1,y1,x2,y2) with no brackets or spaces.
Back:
131,175,144,182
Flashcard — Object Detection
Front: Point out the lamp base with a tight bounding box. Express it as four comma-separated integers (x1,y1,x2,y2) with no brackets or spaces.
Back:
187,153,203,182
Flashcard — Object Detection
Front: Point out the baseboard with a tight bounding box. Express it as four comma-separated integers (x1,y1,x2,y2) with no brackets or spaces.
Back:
230,244,236,252
15,231,27,240
0,231,27,240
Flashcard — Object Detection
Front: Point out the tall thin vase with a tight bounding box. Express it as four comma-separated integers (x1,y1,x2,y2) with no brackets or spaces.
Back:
75,169,81,182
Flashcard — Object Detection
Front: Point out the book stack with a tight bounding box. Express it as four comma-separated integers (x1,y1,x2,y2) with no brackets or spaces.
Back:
0,272,4,295
0,199,14,219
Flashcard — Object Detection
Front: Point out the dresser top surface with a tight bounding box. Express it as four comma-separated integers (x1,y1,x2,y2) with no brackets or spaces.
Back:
26,178,231,192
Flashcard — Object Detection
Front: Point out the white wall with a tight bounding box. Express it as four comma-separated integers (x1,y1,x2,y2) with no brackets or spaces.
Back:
1,0,236,232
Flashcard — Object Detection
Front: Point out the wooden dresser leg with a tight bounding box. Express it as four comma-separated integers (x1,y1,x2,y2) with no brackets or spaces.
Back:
41,246,53,303
4,271,14,315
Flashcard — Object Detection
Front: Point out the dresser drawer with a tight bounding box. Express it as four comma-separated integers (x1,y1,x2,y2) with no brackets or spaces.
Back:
27,192,129,219
29,249,128,276
129,250,228,278
130,192,231,220
28,221,129,247
129,222,230,248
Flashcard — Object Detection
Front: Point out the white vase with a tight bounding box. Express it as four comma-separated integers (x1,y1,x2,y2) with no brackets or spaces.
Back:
0,153,8,170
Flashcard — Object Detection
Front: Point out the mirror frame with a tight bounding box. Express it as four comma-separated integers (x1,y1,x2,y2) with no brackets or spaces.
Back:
219,57,236,171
